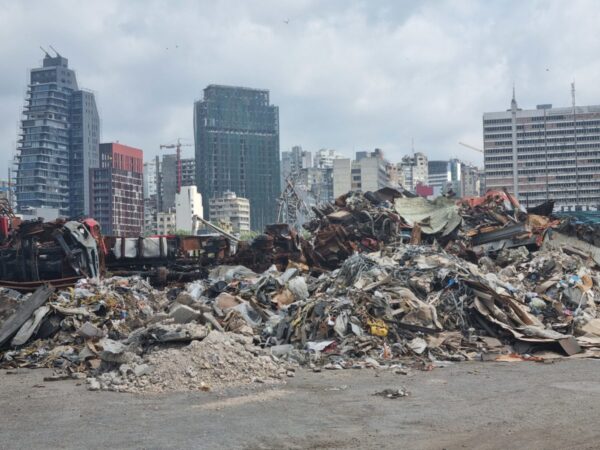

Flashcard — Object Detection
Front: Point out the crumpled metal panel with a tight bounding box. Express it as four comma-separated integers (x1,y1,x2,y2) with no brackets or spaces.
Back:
394,196,462,236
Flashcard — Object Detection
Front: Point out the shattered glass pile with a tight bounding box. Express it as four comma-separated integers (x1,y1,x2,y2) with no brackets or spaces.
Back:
2,188,600,393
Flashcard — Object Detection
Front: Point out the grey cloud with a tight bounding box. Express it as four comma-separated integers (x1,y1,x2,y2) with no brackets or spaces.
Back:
1,0,600,179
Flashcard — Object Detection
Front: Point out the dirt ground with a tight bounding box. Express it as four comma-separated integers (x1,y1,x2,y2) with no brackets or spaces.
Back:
2,359,600,449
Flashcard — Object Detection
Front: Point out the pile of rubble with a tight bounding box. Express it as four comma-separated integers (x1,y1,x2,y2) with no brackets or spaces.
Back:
1,188,600,393
90,331,286,393
0,275,290,393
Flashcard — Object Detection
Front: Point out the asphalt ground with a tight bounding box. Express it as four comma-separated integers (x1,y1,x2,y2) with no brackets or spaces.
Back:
2,359,600,449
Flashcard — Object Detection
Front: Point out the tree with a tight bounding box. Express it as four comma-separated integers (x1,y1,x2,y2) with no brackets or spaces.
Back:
239,230,260,241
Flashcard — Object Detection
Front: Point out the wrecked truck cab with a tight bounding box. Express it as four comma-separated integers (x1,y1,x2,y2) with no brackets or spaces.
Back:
0,218,103,292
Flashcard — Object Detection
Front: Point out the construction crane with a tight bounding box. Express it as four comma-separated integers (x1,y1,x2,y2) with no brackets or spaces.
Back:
160,139,192,193
458,141,484,153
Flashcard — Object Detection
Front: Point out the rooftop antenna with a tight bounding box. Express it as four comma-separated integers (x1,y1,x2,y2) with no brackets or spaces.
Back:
572,81,579,209
511,82,518,109
49,45,61,57
411,137,415,156
40,46,50,57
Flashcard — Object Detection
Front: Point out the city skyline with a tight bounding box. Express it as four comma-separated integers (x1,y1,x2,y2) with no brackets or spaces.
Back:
2,1,600,178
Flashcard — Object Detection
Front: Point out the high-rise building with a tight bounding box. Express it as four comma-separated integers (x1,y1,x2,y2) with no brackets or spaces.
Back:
428,160,450,195
298,167,335,205
281,147,339,206
16,51,99,217
90,143,143,236
194,85,280,230
460,163,481,197
281,145,312,187
143,158,159,200
484,93,600,211
159,155,195,212
70,90,100,217
398,152,428,191
209,191,251,234
143,157,160,235
385,162,402,189
333,158,352,199
429,159,481,198
332,149,390,198
314,149,344,169
175,185,203,233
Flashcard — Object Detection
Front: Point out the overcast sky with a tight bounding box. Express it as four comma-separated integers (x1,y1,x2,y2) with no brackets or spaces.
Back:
1,0,599,178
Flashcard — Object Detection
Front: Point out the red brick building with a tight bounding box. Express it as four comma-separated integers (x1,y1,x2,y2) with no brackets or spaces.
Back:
90,143,144,236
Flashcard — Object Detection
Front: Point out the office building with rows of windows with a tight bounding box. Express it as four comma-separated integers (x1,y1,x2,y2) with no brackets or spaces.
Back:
194,85,280,231
483,93,600,211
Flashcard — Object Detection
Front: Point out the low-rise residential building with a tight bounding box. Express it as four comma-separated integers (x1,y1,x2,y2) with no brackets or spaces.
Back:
209,191,251,234
156,210,176,235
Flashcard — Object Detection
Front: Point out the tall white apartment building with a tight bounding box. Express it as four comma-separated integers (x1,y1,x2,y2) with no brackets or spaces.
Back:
175,186,203,233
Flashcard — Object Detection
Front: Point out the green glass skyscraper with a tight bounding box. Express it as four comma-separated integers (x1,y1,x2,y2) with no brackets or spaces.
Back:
194,85,280,230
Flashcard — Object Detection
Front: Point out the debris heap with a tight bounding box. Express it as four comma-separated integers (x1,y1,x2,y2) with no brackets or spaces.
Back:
91,331,285,393
1,188,600,393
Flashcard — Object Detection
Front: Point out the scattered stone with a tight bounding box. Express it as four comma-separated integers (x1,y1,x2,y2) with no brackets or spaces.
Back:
99,339,128,363
133,363,152,377
88,378,100,391
175,293,195,306
270,344,294,358
373,387,409,399
77,322,103,339
169,304,201,324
